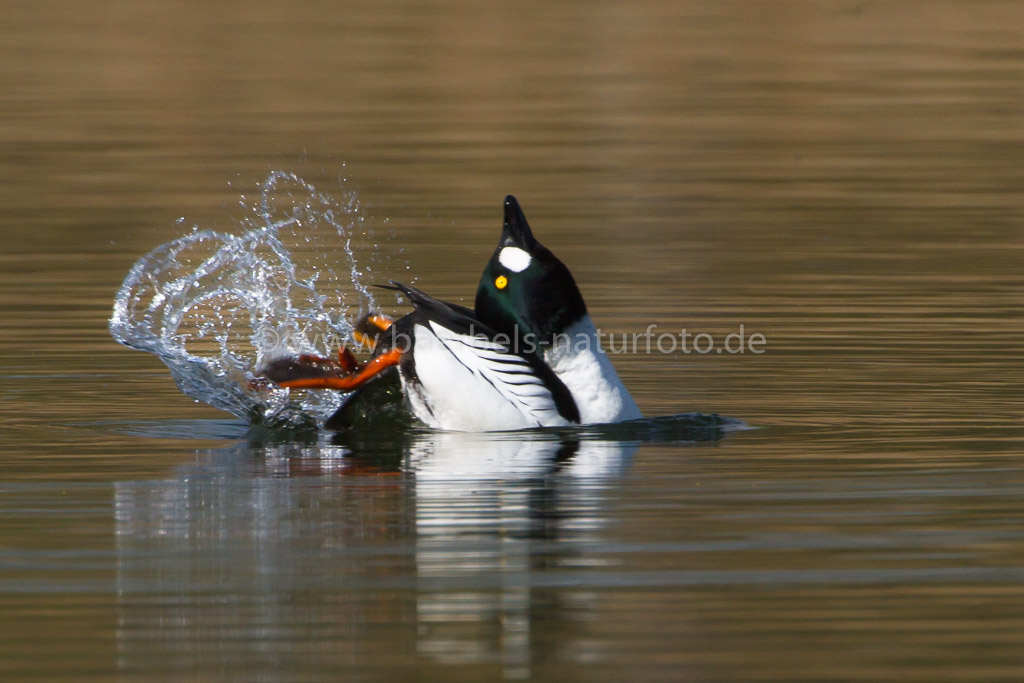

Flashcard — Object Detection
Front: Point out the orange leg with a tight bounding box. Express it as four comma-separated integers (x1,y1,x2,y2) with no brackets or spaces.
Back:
276,348,403,391
260,312,397,389
291,343,371,374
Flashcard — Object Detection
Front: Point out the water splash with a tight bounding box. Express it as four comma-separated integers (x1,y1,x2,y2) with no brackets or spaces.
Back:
110,171,386,427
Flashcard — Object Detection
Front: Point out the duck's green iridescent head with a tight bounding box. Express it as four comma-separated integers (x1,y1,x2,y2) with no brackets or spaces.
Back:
474,196,586,349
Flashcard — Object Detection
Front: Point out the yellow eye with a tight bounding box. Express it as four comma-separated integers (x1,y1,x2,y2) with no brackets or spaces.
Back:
495,275,508,290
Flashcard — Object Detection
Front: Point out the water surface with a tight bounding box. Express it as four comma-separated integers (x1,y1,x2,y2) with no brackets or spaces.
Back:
1,1,1023,680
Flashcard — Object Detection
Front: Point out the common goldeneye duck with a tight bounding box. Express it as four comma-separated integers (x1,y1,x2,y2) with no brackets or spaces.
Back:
263,195,641,432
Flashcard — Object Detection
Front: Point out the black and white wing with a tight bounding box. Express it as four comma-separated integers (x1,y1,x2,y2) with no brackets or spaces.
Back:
426,321,575,426
379,281,580,427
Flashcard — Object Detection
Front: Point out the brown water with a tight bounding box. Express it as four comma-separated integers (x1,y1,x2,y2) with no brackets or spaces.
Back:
2,1,1023,680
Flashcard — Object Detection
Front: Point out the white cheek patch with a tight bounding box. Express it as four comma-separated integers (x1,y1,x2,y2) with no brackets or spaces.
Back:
498,247,532,273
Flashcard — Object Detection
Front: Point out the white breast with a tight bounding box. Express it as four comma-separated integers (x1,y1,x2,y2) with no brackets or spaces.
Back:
543,315,642,424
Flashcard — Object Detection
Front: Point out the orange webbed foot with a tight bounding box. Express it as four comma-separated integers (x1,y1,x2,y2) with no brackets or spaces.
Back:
261,348,402,392
260,312,399,392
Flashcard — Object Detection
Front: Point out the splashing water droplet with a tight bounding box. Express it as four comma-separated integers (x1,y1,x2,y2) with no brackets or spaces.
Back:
109,171,389,428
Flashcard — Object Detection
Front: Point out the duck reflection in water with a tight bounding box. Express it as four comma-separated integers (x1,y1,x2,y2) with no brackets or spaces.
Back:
112,418,728,679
